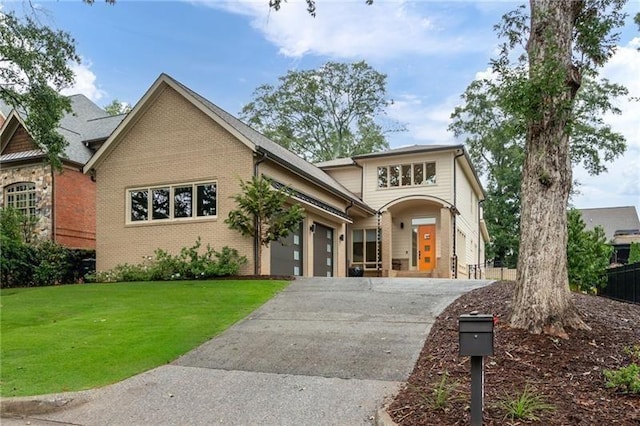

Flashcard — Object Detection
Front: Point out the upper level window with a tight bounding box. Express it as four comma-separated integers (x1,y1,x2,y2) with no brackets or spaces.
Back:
378,162,436,189
4,182,36,217
128,181,217,223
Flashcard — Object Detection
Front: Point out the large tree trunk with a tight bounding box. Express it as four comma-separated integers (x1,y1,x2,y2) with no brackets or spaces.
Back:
510,0,590,337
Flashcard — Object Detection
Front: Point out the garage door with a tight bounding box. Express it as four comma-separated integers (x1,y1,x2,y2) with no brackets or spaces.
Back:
313,222,334,277
270,224,303,276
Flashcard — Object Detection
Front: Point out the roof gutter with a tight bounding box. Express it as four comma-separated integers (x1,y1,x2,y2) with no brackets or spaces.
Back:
255,146,374,215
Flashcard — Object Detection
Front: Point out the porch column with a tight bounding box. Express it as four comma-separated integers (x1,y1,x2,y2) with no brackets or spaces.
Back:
437,207,452,279
380,210,393,277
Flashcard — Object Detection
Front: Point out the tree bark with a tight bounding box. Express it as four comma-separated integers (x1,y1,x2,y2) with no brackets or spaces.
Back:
510,0,590,337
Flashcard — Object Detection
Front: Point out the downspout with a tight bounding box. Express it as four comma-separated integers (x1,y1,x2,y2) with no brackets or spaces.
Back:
345,201,354,276
478,199,484,270
253,151,268,275
376,210,381,277
50,165,56,243
452,150,465,279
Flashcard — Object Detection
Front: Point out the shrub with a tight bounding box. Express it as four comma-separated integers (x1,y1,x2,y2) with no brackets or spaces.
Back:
211,246,247,277
629,242,640,264
32,241,71,286
567,209,612,293
93,240,247,283
0,235,95,288
604,364,640,394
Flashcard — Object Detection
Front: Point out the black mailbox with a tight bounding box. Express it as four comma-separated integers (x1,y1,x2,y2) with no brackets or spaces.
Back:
459,313,494,357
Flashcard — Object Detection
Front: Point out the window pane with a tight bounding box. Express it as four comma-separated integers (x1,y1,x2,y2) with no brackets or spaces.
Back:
5,182,36,218
413,163,424,185
401,164,411,186
197,183,217,216
365,229,377,263
425,162,436,184
389,165,400,187
130,190,148,221
174,186,193,218
352,229,364,263
377,167,388,188
152,188,170,220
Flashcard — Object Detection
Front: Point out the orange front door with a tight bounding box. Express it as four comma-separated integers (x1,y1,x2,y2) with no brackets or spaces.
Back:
418,224,436,271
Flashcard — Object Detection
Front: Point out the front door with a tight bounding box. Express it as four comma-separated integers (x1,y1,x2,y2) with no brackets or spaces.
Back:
417,224,436,271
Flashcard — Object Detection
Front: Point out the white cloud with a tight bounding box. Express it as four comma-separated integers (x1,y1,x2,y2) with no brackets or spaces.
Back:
386,93,458,146
60,61,106,102
207,1,482,60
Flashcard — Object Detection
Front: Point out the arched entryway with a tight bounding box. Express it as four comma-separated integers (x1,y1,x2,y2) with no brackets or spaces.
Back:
378,196,456,278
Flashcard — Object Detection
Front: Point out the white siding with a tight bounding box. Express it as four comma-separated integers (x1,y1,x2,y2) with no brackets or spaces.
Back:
360,151,453,210
323,166,362,197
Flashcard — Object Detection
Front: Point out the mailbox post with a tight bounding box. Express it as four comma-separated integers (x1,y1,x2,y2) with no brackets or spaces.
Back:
459,312,494,426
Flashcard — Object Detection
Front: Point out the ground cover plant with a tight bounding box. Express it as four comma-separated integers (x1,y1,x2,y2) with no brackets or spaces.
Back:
0,280,288,397
389,281,640,424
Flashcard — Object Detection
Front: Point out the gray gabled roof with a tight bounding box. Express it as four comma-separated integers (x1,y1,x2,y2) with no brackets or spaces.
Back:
0,94,125,165
168,76,373,213
314,158,356,168
578,206,640,241
353,144,458,160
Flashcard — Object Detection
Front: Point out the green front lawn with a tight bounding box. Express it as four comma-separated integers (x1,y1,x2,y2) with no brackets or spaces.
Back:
0,280,288,397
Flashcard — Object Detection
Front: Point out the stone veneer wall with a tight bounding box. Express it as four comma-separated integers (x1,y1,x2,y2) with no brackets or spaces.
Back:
0,163,52,241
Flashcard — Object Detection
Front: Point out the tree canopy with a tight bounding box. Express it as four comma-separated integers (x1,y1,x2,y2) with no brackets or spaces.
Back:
0,10,80,168
449,61,627,267
103,99,132,116
240,61,402,163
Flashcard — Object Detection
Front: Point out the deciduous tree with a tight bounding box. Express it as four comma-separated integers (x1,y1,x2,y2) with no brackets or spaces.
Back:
503,0,627,336
449,57,626,269
225,176,305,275
0,10,80,168
103,99,131,116
240,61,401,163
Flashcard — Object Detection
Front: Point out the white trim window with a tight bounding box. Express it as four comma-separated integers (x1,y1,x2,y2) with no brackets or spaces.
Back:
4,182,37,217
377,162,436,189
128,181,217,223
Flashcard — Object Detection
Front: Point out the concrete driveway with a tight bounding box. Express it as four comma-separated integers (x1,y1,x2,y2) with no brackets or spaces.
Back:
1,277,492,426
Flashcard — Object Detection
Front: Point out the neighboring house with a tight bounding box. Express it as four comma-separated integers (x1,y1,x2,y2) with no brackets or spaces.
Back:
85,74,488,278
579,206,640,264
0,96,125,249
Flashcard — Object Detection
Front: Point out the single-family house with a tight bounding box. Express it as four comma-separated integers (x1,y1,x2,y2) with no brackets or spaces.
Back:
84,74,488,278
579,206,640,264
0,96,125,249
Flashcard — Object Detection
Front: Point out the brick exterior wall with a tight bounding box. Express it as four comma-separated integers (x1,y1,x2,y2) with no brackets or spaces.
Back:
94,85,255,272
54,165,96,249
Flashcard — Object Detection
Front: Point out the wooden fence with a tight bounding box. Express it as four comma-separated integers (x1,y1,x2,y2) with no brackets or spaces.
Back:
600,262,640,304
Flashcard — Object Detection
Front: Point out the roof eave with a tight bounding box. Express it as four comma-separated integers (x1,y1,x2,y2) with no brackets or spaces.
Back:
257,146,375,215
353,144,465,161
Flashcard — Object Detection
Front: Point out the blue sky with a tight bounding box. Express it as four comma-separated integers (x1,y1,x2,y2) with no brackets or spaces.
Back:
4,0,640,213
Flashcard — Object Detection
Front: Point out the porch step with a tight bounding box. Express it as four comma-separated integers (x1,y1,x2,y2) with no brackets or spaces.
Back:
394,270,434,278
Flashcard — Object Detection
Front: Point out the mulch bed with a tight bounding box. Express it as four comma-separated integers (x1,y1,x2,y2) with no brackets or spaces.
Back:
388,280,640,425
